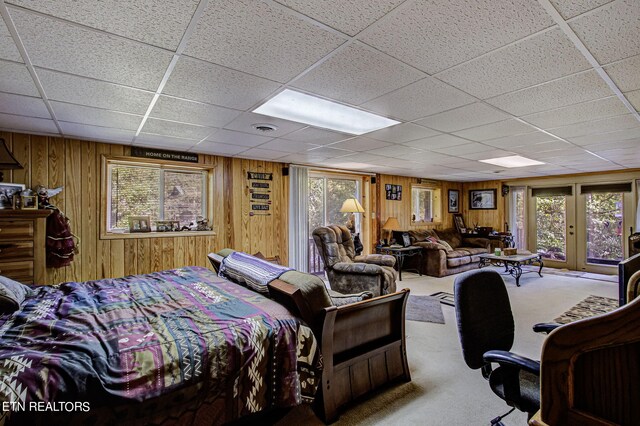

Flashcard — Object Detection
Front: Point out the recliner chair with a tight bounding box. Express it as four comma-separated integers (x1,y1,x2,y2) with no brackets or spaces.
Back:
454,269,541,424
312,225,397,297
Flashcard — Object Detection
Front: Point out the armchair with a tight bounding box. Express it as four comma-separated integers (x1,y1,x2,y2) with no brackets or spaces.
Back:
454,269,541,424
313,225,397,297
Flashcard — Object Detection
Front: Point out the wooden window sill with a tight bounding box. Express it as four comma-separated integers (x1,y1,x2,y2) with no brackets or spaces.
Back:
100,230,217,240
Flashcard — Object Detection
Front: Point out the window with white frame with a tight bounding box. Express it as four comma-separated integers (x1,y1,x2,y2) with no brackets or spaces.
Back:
105,158,210,233
411,185,442,224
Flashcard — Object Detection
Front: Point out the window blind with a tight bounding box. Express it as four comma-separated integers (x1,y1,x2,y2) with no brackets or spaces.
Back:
580,182,632,194
531,186,573,197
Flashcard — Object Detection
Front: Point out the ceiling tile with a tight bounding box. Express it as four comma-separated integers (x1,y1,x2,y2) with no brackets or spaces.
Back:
432,142,492,156
278,152,334,162
0,17,22,62
361,77,475,121
548,113,640,138
142,118,214,140
163,57,281,110
365,144,423,158
374,158,422,168
37,69,154,114
414,103,509,133
273,0,404,36
8,0,199,50
292,43,425,105
0,92,49,118
51,101,142,130
569,0,640,64
0,60,39,96
190,141,247,156
482,131,558,148
365,122,440,143
521,96,628,128
453,119,534,141
150,96,241,128
459,149,517,161
223,112,306,138
359,0,553,74
512,140,573,153
486,70,613,116
256,138,319,152
205,128,273,147
327,137,392,151
184,0,344,83
583,138,640,152
335,152,391,164
135,133,197,149
568,126,640,145
0,113,57,133
548,0,614,19
437,28,590,99
403,134,470,150
60,121,135,143
10,8,173,91
307,146,353,157
282,127,351,145
604,54,640,92
626,90,640,110
235,148,288,160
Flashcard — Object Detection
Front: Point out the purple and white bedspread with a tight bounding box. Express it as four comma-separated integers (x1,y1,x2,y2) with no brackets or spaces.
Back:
0,267,321,425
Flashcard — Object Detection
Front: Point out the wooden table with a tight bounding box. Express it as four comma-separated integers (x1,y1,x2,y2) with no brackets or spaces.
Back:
377,245,423,281
478,252,543,286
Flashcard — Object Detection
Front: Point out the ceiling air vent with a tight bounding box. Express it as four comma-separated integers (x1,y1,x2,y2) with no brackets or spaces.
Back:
252,123,278,132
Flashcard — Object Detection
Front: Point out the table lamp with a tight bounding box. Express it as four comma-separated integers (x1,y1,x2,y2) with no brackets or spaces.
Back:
382,216,400,245
340,197,365,254
0,138,23,182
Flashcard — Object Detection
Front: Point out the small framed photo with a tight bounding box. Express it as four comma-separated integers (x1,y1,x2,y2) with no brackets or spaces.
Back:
453,214,467,234
0,183,25,209
129,215,151,233
469,189,497,210
402,233,411,247
448,189,459,213
170,220,180,231
21,195,37,210
156,220,173,232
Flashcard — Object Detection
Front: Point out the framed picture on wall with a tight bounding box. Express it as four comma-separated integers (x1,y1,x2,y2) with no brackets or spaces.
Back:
448,189,459,213
469,189,497,210
453,214,466,234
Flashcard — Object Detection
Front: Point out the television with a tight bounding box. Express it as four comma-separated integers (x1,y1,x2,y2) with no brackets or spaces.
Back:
618,252,640,306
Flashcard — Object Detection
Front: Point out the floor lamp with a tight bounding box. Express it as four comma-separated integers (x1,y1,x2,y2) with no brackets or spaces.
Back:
340,197,365,255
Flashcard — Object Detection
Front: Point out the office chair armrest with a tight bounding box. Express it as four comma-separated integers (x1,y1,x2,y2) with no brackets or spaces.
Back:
533,322,562,334
483,350,540,375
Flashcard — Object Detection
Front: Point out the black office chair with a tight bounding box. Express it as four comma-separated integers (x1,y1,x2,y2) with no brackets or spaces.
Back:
454,270,540,425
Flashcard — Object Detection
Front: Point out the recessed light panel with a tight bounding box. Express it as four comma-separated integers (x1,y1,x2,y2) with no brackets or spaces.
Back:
479,155,545,168
253,89,400,135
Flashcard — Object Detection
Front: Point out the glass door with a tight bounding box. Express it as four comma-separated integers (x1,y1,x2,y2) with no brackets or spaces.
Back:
508,186,527,250
529,186,576,270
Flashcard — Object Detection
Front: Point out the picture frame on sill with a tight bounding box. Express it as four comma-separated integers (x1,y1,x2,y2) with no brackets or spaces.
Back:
453,213,466,234
129,215,152,233
448,189,459,213
0,182,25,209
469,189,497,210
21,195,38,210
156,220,173,232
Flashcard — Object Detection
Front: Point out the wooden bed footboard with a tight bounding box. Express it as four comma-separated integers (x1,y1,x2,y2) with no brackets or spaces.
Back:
268,280,411,423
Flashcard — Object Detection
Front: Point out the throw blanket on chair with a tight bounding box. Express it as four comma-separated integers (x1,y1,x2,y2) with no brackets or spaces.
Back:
219,251,293,295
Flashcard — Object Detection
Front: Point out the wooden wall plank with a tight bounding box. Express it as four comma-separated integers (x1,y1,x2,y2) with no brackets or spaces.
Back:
48,137,66,284
10,133,30,186
30,136,49,188
81,140,97,281
64,139,82,282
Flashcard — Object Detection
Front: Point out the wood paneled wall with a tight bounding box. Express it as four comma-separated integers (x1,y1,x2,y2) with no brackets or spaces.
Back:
2,131,287,284
462,180,506,232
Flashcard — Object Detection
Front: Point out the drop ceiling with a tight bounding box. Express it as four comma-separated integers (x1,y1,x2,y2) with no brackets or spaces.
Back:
0,0,639,181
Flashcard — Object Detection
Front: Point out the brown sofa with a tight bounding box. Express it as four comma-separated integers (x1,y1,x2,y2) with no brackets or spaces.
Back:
408,228,491,277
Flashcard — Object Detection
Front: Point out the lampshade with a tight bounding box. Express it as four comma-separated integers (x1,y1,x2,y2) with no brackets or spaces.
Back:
0,138,23,182
340,198,365,213
382,217,400,230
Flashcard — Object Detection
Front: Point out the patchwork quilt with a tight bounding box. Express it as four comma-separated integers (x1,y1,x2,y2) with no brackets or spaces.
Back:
0,267,321,425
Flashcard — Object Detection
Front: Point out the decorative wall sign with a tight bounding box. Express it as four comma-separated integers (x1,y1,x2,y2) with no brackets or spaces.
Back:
385,184,402,201
131,146,198,163
252,204,270,210
251,193,270,200
247,171,273,180
251,182,270,188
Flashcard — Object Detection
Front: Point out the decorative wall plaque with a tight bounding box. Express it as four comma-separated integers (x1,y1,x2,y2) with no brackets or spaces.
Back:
247,172,273,180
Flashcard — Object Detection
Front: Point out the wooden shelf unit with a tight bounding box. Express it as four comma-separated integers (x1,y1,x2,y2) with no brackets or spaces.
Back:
0,209,52,285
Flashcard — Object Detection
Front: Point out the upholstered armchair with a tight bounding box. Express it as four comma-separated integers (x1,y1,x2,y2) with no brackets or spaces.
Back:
312,225,397,297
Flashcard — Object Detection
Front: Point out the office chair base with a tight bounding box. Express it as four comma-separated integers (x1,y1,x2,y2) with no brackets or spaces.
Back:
490,407,515,425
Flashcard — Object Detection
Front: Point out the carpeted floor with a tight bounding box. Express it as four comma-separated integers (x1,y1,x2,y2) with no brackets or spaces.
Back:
405,295,445,324
552,294,618,324
278,267,618,425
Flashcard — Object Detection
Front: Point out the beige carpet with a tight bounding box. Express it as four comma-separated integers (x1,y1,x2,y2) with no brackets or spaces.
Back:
278,266,618,426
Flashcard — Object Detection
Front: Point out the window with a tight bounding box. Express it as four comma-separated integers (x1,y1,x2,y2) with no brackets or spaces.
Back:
411,185,441,224
105,158,211,234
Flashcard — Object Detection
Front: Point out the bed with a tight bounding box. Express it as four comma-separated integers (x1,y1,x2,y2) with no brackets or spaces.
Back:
0,266,321,425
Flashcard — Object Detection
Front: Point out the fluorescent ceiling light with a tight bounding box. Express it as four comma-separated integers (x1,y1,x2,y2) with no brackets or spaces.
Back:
479,155,545,168
253,89,400,135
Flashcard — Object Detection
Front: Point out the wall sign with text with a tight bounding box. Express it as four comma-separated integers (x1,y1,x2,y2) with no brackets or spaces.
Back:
131,146,198,163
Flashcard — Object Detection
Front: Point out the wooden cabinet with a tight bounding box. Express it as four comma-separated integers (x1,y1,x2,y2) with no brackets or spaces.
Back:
0,210,51,285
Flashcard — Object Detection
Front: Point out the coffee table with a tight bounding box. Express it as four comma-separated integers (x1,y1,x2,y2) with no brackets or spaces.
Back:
478,253,543,286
